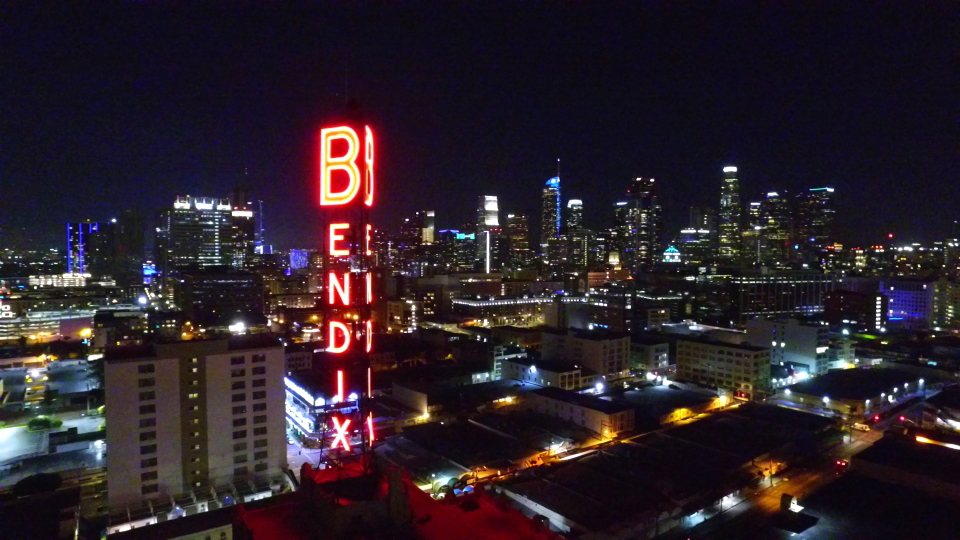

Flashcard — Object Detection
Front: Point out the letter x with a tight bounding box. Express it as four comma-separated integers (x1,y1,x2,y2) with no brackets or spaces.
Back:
331,417,352,451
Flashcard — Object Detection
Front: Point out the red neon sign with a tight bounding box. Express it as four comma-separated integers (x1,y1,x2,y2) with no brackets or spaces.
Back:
328,223,351,257
331,416,352,451
327,322,350,353
320,123,377,451
328,272,350,306
319,127,361,206
319,125,374,207
364,126,374,206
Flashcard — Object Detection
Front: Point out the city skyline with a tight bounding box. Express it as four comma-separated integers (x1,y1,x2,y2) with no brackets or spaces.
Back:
3,2,956,249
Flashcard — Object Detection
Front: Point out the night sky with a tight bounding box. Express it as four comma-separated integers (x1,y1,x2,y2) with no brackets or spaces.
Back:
3,2,956,251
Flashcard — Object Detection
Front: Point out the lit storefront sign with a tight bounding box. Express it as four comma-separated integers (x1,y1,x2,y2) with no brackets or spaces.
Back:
0,300,14,319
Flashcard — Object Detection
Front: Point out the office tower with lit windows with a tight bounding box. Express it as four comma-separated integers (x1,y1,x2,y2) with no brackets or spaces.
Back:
67,213,145,291
742,201,763,266
563,199,589,271
794,187,836,264
504,214,534,269
476,196,503,273
678,228,714,266
229,188,263,262
718,166,742,262
67,221,116,277
689,206,716,232
156,196,250,277
541,177,561,254
437,230,477,273
611,201,631,268
104,338,286,508
759,191,791,267
678,206,717,265
565,199,583,233
419,210,436,244
622,177,662,270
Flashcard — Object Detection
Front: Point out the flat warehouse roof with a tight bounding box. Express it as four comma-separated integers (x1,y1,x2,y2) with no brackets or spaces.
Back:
783,367,929,401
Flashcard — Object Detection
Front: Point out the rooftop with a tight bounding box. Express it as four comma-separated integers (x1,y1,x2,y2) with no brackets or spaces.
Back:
399,420,540,470
503,355,583,374
104,335,284,362
530,386,634,415
854,431,960,486
618,385,713,418
677,335,769,352
783,367,928,401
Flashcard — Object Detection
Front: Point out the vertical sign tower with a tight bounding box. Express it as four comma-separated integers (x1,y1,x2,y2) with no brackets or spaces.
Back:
319,107,377,460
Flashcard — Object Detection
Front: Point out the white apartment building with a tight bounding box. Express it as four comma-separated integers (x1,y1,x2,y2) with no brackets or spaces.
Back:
675,337,771,400
501,356,598,391
525,386,634,437
105,338,286,508
541,328,630,380
745,318,830,376
631,335,671,371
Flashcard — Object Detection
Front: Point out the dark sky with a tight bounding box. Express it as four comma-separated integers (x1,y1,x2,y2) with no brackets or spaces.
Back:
3,1,956,251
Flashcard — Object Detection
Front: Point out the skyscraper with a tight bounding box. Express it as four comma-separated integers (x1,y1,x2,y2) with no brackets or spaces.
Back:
794,187,836,263
718,166,742,261
742,201,763,266
505,214,533,269
624,177,662,270
476,196,502,273
541,177,561,253
689,206,716,232
156,195,257,282
565,199,583,233
67,221,115,277
420,210,436,244
157,196,230,277
759,191,791,266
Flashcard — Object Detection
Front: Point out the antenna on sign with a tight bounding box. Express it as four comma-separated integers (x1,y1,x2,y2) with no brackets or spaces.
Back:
557,158,560,179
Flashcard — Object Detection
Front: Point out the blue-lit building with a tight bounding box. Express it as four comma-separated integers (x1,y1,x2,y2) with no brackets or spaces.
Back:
67,221,114,276
879,280,936,331
289,249,310,270
541,176,561,253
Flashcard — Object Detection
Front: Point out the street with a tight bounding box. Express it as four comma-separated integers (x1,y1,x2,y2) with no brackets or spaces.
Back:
657,426,885,540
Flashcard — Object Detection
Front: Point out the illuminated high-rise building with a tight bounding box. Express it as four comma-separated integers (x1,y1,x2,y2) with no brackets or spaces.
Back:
689,206,716,232
794,187,835,264
156,195,257,285
624,177,662,270
541,177,561,253
742,201,763,266
565,199,583,233
477,196,500,230
505,214,534,269
718,166,742,261
611,201,631,267
759,191,791,266
420,210,436,244
476,196,503,273
67,221,115,277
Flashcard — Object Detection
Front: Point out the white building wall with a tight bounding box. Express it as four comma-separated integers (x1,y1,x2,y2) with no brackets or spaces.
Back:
106,356,182,507
206,347,286,483
746,318,828,375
